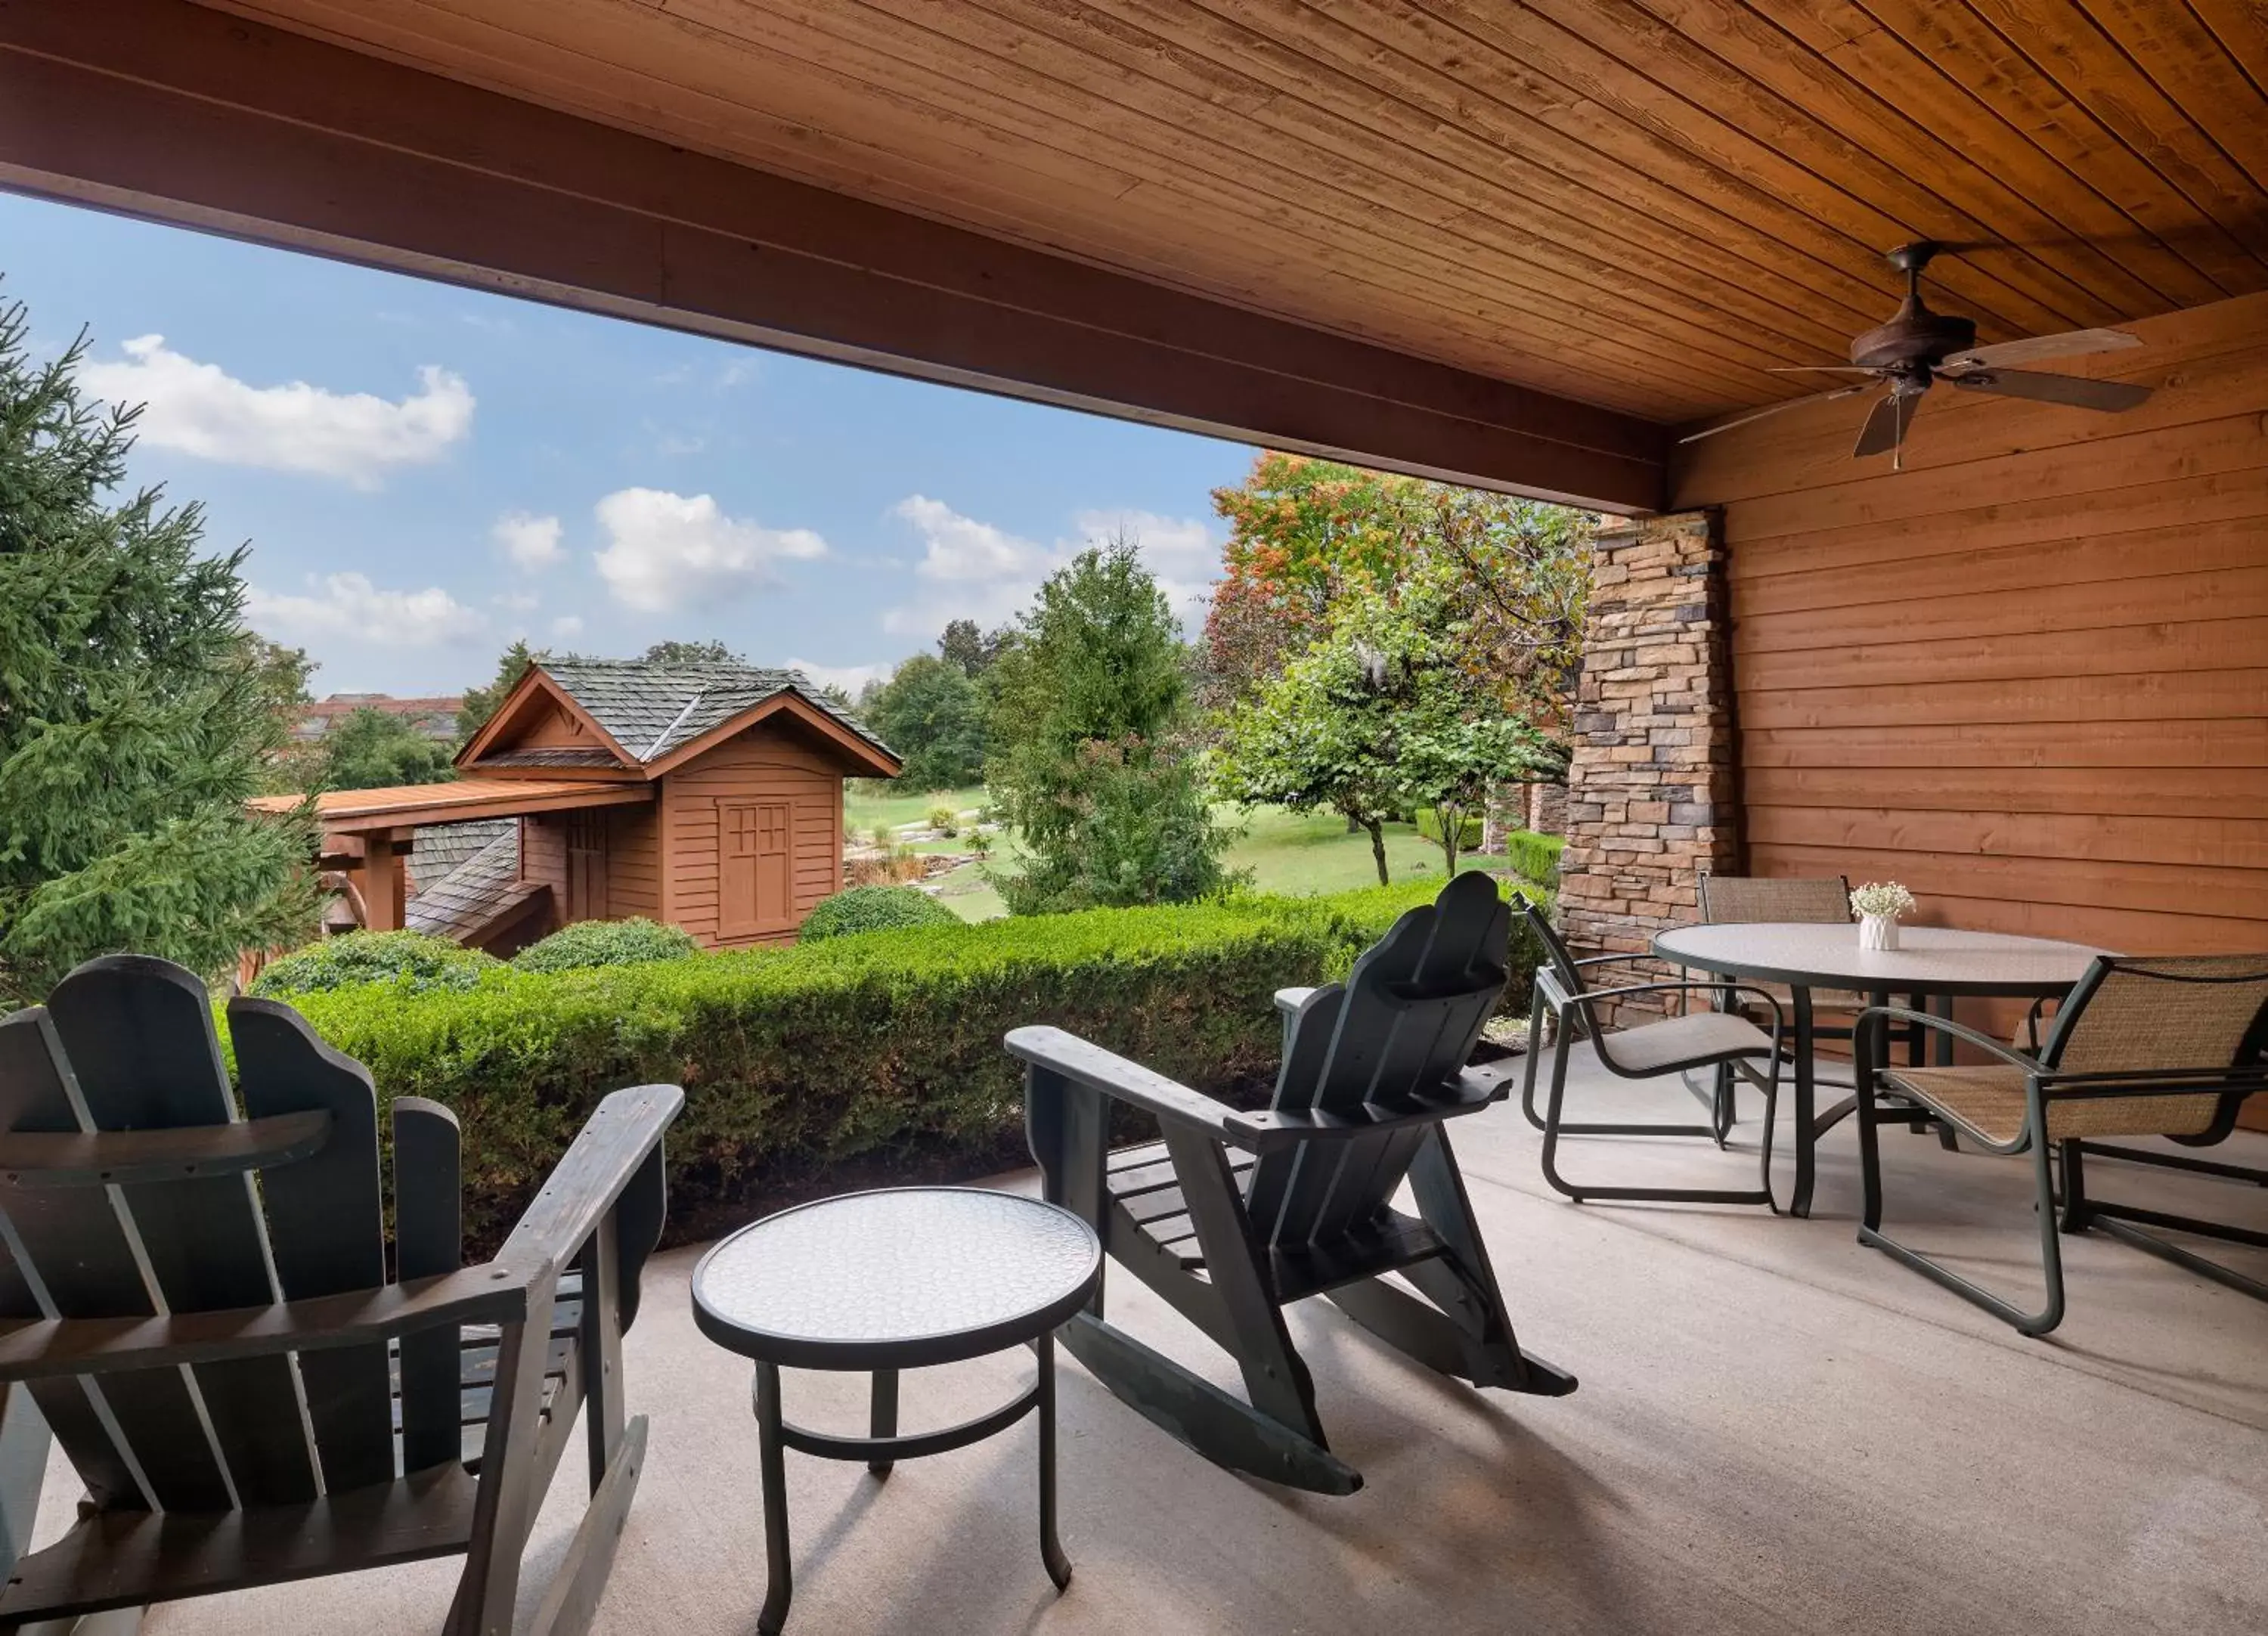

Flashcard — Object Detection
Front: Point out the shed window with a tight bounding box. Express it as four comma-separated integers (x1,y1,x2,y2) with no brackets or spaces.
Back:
720,801,793,937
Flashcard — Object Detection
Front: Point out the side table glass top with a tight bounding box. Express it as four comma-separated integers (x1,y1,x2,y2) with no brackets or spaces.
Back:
692,1187,1100,1363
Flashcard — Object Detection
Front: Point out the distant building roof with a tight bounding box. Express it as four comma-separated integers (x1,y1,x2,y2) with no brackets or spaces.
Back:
538,658,894,765
293,693,463,742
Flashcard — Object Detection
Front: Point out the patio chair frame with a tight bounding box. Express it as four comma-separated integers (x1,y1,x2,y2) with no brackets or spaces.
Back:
1854,978,2268,1336
1518,904,1789,1210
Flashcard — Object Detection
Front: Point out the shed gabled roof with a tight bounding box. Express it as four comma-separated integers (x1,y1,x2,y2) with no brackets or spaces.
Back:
468,658,898,776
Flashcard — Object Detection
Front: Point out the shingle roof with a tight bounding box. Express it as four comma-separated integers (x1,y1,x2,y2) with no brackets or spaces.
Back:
409,818,515,896
404,824,544,942
538,659,894,764
479,747,623,768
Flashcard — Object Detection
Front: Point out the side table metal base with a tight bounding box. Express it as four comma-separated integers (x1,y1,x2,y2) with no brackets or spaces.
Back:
751,1334,1070,1635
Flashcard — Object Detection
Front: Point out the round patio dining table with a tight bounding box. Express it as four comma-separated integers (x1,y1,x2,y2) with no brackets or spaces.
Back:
1650,922,2107,1218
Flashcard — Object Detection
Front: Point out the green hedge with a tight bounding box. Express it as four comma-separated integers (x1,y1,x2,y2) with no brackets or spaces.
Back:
513,918,699,974
230,878,1542,1250
798,885,959,942
1505,830,1566,888
251,930,500,997
1414,809,1484,848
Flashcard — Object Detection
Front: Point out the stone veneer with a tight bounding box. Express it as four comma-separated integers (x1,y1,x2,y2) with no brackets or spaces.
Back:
1556,510,1741,1015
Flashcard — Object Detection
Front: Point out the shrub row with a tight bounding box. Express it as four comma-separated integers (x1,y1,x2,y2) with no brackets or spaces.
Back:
1505,830,1566,888
234,877,1543,1250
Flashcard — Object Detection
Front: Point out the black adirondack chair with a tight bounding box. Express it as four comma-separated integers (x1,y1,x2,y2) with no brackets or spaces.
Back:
1005,872,1576,1495
0,955,682,1634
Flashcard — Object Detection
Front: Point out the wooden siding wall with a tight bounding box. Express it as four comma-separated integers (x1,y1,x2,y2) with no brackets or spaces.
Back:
604,804,662,921
1673,291,2268,966
660,727,846,948
517,814,567,936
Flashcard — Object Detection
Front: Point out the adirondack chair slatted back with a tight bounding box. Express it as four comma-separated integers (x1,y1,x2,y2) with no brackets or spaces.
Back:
392,1096,466,1475
231,997,394,1494
0,958,416,1512
1246,872,1509,1247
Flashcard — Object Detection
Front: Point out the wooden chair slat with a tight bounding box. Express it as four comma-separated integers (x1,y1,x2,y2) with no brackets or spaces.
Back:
0,1006,228,1511
231,999,395,1495
47,959,320,1507
392,1097,463,1476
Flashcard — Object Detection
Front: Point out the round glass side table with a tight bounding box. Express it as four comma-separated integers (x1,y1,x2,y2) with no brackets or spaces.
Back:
691,1186,1101,1634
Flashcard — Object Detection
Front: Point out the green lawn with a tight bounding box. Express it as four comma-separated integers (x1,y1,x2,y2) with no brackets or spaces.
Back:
844,783,985,841
922,805,1509,923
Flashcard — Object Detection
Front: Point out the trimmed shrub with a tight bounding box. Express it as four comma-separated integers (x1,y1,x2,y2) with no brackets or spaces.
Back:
799,885,959,942
1505,830,1566,888
249,930,500,998
227,878,1543,1251
927,801,959,838
513,918,699,974
1414,809,1484,849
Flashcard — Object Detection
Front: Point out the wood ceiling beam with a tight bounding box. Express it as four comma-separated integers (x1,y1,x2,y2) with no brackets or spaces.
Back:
0,0,1668,511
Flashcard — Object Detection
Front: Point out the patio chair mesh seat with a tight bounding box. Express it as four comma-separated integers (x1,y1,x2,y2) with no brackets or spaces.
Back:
1876,1064,2223,1144
1598,1011,1774,1075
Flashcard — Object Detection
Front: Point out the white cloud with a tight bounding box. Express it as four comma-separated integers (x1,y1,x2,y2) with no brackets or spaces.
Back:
493,590,541,612
81,335,473,488
492,511,563,571
881,496,1219,638
248,573,487,647
593,487,827,613
550,615,586,641
786,657,890,696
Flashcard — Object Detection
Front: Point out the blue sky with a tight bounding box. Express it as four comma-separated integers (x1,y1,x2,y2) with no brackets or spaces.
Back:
1,191,1254,698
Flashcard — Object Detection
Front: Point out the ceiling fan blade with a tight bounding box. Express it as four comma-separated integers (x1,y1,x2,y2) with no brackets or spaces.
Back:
1851,392,1916,459
1944,328,2141,369
1941,367,2152,411
1678,383,1873,444
1766,364,1878,373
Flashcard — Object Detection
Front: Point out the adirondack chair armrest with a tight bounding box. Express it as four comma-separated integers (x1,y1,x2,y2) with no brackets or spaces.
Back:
1227,1066,1502,1144
1273,986,1321,1018
0,1266,527,1383
1006,1026,1262,1148
494,1083,685,1272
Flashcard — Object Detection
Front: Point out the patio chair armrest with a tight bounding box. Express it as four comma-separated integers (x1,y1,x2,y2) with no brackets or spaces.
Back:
1567,978,1786,1033
1274,986,1321,1018
1230,1067,1500,1144
1007,1026,1273,1149
1852,1006,2041,1074
494,1083,684,1275
0,1266,526,1384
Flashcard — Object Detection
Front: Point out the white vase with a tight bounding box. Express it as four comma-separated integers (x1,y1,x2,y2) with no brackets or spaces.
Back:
1859,913,1900,952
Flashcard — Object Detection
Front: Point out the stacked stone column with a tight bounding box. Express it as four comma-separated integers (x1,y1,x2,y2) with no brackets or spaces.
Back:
1556,510,1741,1018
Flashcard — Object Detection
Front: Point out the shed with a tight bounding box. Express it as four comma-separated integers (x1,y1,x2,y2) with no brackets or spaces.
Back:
258,660,900,951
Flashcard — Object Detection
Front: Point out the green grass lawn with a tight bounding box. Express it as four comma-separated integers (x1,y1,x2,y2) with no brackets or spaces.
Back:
922,805,1510,923
844,783,985,841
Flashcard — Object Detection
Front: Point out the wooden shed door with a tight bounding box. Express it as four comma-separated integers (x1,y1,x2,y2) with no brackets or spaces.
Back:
565,810,609,922
720,801,793,937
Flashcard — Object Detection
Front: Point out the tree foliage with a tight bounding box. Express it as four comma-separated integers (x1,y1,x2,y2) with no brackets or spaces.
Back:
318,706,457,792
986,541,1234,913
1213,565,1558,883
0,299,317,1002
936,617,1012,678
642,638,742,665
457,639,544,744
862,653,989,790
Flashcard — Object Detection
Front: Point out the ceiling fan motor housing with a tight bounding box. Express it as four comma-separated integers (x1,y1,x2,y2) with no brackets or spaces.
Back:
1848,306,1978,371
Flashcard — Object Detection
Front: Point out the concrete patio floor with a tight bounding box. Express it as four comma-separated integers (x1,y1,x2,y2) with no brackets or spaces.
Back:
113,1055,2268,1635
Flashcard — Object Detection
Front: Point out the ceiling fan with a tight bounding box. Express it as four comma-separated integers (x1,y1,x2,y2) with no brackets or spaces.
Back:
1684,241,2154,467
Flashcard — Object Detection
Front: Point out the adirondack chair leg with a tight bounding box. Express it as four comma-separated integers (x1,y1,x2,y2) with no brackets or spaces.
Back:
1024,1068,1111,1319
528,1414,649,1636
1159,1127,1328,1447
1405,1128,1577,1398
1055,1314,1361,1495
448,1277,561,1636
580,1212,626,1495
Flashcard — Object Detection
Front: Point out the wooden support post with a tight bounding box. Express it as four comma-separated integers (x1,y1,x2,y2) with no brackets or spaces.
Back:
361,827,404,932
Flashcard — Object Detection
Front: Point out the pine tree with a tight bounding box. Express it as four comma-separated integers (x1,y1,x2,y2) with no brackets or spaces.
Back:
0,298,317,1003
457,639,544,743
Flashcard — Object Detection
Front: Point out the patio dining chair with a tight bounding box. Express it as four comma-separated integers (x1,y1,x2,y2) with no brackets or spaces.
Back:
0,954,683,1633
1518,903,1787,1208
1854,953,2268,1335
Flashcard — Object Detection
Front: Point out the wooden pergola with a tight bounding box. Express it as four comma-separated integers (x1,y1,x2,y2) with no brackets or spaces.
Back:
2,0,2261,984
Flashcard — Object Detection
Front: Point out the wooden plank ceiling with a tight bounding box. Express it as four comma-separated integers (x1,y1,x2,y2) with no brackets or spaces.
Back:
187,0,2268,429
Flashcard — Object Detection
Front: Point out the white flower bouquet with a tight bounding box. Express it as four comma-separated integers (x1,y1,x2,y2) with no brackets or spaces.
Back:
1850,881,1914,950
